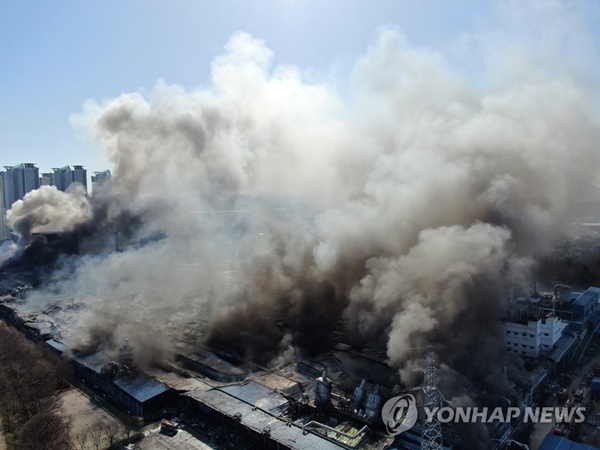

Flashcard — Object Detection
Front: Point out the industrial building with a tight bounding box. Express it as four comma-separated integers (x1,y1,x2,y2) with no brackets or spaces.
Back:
179,352,397,450
504,311,567,358
47,339,175,418
4,277,600,449
503,285,600,369
74,353,172,418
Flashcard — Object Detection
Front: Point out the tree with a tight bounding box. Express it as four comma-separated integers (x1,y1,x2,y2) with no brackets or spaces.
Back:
102,421,122,448
0,322,71,443
73,431,89,450
89,423,105,450
16,412,71,450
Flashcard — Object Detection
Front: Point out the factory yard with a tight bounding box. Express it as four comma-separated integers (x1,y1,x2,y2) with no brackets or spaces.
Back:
60,388,127,450
62,387,220,450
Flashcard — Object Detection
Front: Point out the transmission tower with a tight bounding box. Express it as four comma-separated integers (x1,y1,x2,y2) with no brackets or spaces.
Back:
421,349,444,450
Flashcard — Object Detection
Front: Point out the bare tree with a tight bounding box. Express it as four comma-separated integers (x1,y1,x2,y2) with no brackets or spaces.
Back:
103,421,122,448
73,431,89,450
89,423,105,450
0,323,67,430
16,412,71,450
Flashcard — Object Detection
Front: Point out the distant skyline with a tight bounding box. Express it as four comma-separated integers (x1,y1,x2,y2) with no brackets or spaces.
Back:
2,1,600,176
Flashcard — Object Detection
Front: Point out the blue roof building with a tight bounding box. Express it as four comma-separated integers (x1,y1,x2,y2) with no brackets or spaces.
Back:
539,434,600,450
572,288,600,322
74,351,172,418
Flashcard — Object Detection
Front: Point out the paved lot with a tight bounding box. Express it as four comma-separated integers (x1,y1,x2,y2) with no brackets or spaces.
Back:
60,388,126,450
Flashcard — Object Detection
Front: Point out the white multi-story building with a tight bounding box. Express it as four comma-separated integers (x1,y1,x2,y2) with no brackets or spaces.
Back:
504,315,567,358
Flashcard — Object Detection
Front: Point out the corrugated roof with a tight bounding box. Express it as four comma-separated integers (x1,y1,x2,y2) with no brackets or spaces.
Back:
76,351,112,374
548,333,577,363
182,350,246,376
75,352,170,403
185,389,346,450
45,339,66,353
145,369,213,393
220,381,288,414
113,373,170,403
573,287,600,307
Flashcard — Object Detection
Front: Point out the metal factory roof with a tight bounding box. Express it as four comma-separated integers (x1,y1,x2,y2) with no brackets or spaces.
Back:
183,349,246,376
45,338,66,353
76,351,112,373
548,333,577,364
113,373,170,403
145,368,214,393
185,388,347,450
255,373,303,397
75,352,170,403
573,287,600,307
539,434,600,450
220,380,289,414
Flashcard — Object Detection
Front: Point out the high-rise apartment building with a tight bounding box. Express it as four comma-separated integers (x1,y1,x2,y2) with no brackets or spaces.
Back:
91,170,112,195
40,172,52,186
1,163,40,210
0,163,40,240
0,181,7,241
51,165,87,192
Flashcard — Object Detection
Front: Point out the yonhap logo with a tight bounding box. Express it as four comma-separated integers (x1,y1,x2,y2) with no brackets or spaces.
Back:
381,393,418,435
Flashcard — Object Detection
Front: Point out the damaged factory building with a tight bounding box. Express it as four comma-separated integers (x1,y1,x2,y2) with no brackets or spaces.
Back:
43,331,402,449
71,340,175,418
0,267,585,449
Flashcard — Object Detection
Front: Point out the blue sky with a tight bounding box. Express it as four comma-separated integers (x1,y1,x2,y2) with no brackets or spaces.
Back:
0,1,598,175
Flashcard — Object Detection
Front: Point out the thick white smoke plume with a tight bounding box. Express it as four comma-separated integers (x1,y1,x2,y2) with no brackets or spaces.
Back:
7,5,600,446
7,184,92,239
